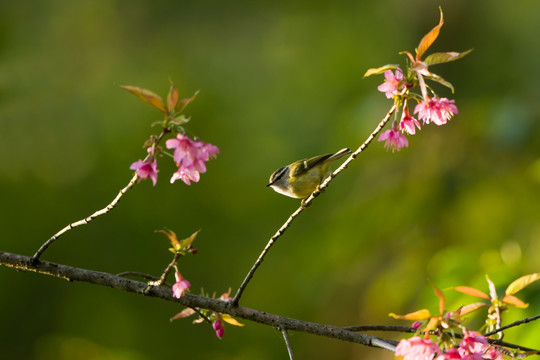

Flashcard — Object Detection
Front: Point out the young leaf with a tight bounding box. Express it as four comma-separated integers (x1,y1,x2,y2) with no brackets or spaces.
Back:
363,64,399,78
167,84,179,113
431,282,445,315
157,229,181,251
425,72,455,93
486,275,498,301
221,314,244,327
460,302,489,316
505,273,540,295
502,294,528,308
121,85,166,112
416,8,444,60
179,230,201,249
453,286,490,300
389,309,432,321
177,90,199,113
424,49,473,66
170,308,197,321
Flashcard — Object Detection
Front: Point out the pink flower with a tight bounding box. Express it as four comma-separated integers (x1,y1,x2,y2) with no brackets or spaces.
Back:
170,166,201,185
395,336,441,360
436,348,462,360
400,108,422,135
378,122,408,152
172,271,191,299
378,68,405,99
212,317,225,339
414,97,458,126
458,331,503,360
166,134,219,185
130,158,159,186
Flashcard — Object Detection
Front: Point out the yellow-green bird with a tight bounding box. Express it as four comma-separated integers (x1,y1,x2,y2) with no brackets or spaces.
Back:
267,148,351,199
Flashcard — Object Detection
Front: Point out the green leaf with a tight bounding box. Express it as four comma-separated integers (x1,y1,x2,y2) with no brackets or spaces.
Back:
177,90,199,113
424,49,473,66
121,85,166,112
363,64,399,78
179,230,200,248
425,72,454,92
416,7,444,60
505,273,540,295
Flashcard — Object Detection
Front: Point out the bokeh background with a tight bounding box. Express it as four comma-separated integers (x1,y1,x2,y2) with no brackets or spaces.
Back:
1,1,539,359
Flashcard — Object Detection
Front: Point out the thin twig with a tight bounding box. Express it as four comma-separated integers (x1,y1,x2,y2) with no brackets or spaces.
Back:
30,129,170,264
231,93,404,306
484,314,540,337
281,327,295,360
144,252,181,294
0,251,396,351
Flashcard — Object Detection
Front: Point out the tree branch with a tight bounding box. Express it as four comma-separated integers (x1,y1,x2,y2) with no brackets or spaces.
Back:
0,251,395,351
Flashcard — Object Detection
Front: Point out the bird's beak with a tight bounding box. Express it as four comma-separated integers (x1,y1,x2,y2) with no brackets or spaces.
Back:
266,183,272,187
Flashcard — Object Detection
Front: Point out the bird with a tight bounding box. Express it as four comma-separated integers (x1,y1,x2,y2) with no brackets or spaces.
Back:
267,148,351,199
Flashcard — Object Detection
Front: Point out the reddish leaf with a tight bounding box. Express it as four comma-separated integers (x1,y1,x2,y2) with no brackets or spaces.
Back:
156,229,181,251
416,8,444,61
363,64,400,78
389,309,432,321
424,49,473,66
431,283,445,315
177,90,199,113
121,85,166,112
167,84,179,113
505,273,540,295
502,294,528,308
453,286,490,300
170,308,196,321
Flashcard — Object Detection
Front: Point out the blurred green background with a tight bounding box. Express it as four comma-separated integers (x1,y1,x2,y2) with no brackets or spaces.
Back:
1,0,539,359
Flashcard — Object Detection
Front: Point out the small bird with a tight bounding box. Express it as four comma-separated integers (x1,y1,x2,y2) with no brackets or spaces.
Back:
267,148,352,199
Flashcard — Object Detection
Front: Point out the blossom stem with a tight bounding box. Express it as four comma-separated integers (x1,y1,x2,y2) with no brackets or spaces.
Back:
144,252,181,294
30,128,171,264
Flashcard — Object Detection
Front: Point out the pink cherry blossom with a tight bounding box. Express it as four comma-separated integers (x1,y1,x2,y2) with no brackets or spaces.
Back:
378,124,408,152
378,68,405,99
130,159,159,186
212,317,225,339
172,271,191,299
414,97,458,126
436,348,463,360
458,331,503,360
165,134,219,185
395,336,441,360
400,108,422,135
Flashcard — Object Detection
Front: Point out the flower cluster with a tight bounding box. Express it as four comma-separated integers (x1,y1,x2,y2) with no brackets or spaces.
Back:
124,82,219,186
395,331,504,360
166,134,220,185
367,8,470,151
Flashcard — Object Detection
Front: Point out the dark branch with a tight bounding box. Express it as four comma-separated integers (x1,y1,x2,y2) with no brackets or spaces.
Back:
0,251,394,351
